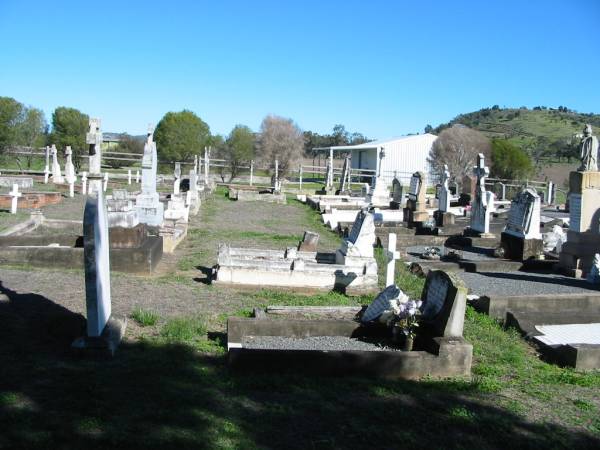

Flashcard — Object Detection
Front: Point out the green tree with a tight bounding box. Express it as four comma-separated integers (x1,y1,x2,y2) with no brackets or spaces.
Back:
154,110,210,163
106,134,144,169
424,124,433,134
50,107,89,169
491,139,533,180
16,107,47,169
0,96,23,152
224,125,254,182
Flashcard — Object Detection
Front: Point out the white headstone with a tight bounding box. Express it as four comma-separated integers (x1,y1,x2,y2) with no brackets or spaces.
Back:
128,169,132,185
44,146,50,184
9,183,21,214
385,233,400,287
83,189,111,337
135,170,140,183
86,118,103,194
103,173,109,192
51,144,64,184
504,187,542,239
135,125,164,226
82,172,88,195
438,165,451,213
64,146,77,184
469,153,494,234
408,173,422,201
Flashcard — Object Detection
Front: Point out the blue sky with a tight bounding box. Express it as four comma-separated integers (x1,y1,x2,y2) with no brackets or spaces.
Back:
1,0,599,138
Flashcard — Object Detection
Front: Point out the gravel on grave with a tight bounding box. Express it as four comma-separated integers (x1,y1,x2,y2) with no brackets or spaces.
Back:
404,245,496,262
242,335,400,351
457,271,600,296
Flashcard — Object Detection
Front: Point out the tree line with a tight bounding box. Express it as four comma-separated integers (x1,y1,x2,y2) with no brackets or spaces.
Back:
0,95,371,181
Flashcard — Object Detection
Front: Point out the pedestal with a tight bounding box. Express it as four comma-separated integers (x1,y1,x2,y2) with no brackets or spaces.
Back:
72,317,127,358
500,232,543,261
434,210,455,227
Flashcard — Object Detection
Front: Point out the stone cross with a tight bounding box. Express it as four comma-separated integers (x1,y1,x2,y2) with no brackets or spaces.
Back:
83,189,112,337
9,183,21,214
86,118,103,194
128,169,132,185
385,233,400,287
82,172,88,195
44,146,50,183
103,172,109,192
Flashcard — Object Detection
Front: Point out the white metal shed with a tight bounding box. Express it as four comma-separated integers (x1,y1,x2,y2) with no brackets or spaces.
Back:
315,134,438,186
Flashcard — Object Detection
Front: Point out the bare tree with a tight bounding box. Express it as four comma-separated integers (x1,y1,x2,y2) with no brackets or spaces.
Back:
256,115,303,177
427,125,491,182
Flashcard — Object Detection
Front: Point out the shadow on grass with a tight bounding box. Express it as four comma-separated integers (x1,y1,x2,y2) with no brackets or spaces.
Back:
1,280,599,449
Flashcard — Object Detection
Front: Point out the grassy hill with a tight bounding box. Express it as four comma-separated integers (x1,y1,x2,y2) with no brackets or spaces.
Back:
435,106,600,151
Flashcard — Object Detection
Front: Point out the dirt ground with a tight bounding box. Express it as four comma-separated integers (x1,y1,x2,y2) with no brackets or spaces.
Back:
0,186,341,330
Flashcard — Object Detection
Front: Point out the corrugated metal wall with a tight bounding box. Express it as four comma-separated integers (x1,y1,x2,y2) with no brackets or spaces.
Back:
350,135,438,186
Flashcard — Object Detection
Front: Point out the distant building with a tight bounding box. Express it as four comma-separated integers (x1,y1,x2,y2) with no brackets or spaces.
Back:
314,133,438,185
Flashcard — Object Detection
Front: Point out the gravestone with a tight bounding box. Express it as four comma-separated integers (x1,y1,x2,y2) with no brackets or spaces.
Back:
64,146,77,184
558,124,600,277
9,184,21,214
107,189,139,228
324,156,334,193
336,208,376,263
72,189,125,355
103,173,109,192
298,231,320,252
367,147,390,207
81,172,88,195
501,187,543,260
419,270,468,338
338,154,351,194
403,171,428,224
135,125,164,227
390,177,404,209
173,162,181,195
44,146,50,183
51,144,64,184
467,154,495,237
86,118,103,194
434,164,455,226
128,169,132,185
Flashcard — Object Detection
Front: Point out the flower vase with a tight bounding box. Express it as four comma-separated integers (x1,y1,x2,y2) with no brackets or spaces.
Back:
402,336,414,352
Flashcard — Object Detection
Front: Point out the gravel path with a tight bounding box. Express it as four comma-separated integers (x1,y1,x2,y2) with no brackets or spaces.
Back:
457,271,600,296
242,335,398,351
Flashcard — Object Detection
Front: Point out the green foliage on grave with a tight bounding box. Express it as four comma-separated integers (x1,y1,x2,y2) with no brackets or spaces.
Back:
154,110,211,163
490,139,534,180
160,316,207,343
50,106,89,169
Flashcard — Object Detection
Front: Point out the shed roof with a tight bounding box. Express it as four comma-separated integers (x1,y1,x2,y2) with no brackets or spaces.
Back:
313,133,437,152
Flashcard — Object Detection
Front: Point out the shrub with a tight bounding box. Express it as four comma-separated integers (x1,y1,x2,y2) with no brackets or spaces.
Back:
491,139,533,180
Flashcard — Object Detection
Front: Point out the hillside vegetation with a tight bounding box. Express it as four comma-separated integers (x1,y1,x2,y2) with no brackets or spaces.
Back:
435,106,600,163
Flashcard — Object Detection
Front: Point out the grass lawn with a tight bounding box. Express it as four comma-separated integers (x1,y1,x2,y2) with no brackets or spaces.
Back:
0,186,599,449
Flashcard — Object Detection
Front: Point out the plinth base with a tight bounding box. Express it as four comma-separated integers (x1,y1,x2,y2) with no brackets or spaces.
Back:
72,316,127,357
500,232,543,260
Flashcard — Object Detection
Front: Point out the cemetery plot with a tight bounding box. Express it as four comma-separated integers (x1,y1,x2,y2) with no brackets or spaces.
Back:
228,270,472,379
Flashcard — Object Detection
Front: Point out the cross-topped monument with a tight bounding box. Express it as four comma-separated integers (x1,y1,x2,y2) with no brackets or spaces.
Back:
468,153,495,236
135,124,164,226
86,118,103,195
51,144,64,184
